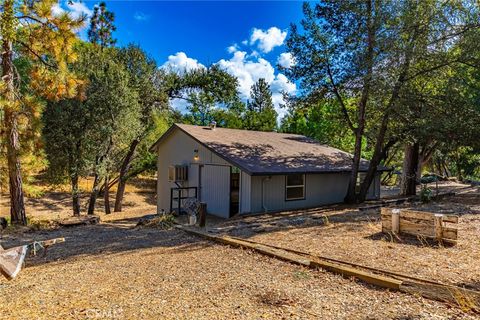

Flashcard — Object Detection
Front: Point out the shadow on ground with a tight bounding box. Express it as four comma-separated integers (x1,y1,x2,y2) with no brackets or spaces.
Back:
0,215,210,267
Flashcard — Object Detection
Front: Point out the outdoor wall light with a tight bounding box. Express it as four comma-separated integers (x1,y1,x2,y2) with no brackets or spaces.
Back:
193,149,199,161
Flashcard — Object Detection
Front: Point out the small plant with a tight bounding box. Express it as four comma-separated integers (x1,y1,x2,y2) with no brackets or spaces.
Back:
293,270,311,280
420,185,433,203
322,215,330,226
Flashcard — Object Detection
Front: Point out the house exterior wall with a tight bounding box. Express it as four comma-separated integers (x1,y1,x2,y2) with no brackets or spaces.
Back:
248,172,382,214
156,129,230,215
249,173,350,213
239,171,251,214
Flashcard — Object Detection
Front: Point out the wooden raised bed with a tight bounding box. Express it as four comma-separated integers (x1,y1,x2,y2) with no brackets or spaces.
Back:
381,208,458,245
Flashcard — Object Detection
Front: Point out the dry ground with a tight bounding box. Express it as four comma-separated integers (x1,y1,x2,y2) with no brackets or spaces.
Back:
0,176,157,221
0,181,478,319
0,217,476,320
216,186,480,293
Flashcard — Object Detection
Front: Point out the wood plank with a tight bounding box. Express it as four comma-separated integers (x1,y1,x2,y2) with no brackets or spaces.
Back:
176,225,402,290
400,281,480,312
382,208,458,224
177,225,478,311
58,215,100,227
309,259,402,290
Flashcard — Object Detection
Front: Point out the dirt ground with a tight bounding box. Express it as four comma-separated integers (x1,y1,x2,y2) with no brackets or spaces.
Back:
0,215,476,319
215,186,480,293
0,181,479,319
0,176,157,221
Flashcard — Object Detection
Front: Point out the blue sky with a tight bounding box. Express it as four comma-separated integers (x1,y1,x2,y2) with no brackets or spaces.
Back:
56,1,308,116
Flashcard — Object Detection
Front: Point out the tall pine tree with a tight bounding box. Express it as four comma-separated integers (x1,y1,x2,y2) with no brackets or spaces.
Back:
0,0,85,225
88,2,116,48
245,78,277,131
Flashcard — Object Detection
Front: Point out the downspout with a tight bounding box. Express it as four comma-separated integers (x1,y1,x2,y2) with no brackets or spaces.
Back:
261,176,271,212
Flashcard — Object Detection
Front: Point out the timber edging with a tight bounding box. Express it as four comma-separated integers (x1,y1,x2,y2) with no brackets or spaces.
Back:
175,224,480,313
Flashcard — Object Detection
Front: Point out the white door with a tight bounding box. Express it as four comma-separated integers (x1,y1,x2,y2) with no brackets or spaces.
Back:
200,164,230,218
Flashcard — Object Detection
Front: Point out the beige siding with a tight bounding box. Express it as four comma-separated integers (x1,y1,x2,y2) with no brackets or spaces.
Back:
156,129,229,214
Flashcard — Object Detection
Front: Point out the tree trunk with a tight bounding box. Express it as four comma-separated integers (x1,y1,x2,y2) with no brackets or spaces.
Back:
71,174,80,216
2,33,27,225
400,142,420,196
104,175,111,214
114,139,139,212
344,0,375,203
345,130,363,203
87,173,101,215
358,114,389,202
357,37,414,203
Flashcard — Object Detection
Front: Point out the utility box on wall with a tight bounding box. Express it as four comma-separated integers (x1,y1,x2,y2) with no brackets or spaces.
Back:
168,165,188,182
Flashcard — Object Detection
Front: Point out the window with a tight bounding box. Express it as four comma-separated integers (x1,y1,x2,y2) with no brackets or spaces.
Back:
285,174,305,201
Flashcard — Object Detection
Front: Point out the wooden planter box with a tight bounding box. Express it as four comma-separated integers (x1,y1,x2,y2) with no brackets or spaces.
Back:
381,208,458,245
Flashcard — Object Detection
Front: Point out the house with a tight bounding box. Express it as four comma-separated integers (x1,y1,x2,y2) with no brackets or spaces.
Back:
150,123,389,218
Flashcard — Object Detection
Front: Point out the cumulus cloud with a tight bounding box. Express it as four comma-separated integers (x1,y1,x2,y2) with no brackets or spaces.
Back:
227,44,238,54
162,47,297,118
277,52,295,69
250,27,287,53
218,51,275,98
161,52,205,74
134,11,150,21
217,51,296,117
68,1,92,19
51,3,64,16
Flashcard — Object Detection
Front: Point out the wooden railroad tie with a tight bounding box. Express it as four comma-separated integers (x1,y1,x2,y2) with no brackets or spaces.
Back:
176,224,479,312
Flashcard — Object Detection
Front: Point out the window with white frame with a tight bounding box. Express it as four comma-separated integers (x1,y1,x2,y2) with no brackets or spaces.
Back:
285,174,305,201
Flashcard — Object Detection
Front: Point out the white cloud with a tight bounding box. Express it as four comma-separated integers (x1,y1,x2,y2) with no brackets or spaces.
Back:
51,3,64,16
51,1,91,30
162,36,297,119
277,52,295,69
227,44,238,54
218,51,275,99
170,98,190,113
134,11,150,21
250,27,287,53
67,1,92,19
161,52,205,74
217,51,296,118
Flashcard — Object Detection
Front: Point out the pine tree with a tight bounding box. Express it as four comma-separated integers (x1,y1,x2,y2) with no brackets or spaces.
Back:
0,0,85,225
85,2,118,214
245,78,277,131
88,2,116,48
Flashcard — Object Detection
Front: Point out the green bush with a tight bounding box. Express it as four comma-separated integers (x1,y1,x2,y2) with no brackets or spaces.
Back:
420,185,433,203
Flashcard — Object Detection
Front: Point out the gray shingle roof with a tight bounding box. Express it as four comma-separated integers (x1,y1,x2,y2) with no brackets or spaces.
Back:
156,124,389,175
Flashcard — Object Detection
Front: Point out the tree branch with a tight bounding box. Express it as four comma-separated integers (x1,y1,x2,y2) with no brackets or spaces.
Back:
326,63,357,133
17,41,56,68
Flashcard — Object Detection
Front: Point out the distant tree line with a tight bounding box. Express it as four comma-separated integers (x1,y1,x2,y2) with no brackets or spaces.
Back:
0,1,279,223
2,1,479,225
281,0,480,201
